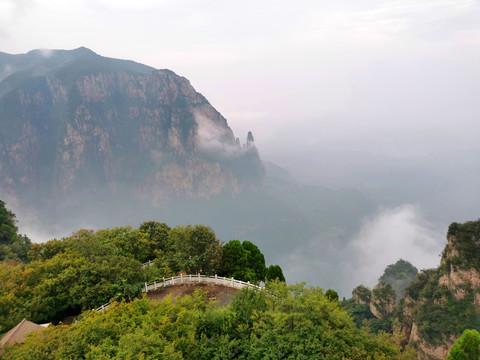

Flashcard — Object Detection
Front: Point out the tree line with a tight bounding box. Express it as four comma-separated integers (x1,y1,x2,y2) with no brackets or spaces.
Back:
0,200,283,333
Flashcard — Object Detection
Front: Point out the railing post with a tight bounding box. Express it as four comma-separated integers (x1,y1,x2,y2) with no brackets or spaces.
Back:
189,274,192,282
181,273,183,283
154,280,157,290
198,273,200,282
145,282,148,293
163,277,165,288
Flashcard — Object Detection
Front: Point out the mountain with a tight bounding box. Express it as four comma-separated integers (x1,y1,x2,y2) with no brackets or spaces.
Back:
395,219,480,359
343,220,480,359
0,47,265,212
0,48,381,296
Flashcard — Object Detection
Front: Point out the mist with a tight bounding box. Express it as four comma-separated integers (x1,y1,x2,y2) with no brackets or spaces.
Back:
347,204,445,289
277,204,446,297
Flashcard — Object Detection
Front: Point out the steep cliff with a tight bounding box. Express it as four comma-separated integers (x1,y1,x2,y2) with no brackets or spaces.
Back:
396,219,480,359
0,48,265,213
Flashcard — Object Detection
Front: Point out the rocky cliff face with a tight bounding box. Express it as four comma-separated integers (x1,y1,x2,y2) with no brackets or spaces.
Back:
396,219,480,360
0,48,265,213
352,283,396,319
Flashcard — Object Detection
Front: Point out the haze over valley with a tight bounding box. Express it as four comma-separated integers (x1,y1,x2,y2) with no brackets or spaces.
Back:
1,0,479,297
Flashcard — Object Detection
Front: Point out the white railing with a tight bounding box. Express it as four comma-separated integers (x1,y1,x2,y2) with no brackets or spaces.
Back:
143,274,262,293
94,274,262,312
95,302,111,312
141,260,154,269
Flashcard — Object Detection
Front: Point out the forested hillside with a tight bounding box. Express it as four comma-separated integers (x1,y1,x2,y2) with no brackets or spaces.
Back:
1,283,416,360
0,201,418,359
0,201,283,334
343,219,480,359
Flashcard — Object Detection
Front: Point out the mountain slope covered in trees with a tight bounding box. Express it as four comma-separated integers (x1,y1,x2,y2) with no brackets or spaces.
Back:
0,202,417,359
343,219,480,359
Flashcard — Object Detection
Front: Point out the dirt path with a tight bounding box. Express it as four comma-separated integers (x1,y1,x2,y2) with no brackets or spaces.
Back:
146,283,239,306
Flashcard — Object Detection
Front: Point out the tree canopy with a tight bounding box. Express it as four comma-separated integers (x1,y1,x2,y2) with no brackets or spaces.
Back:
0,207,280,333
0,200,31,262
446,329,480,360
2,283,415,360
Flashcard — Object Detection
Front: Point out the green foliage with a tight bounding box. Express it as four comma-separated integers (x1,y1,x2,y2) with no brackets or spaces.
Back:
414,289,480,344
266,264,285,282
138,221,171,256
379,259,418,301
169,225,222,275
443,219,480,270
325,289,339,302
352,285,372,303
2,283,410,360
220,240,266,283
343,283,396,334
220,240,251,280
399,220,480,346
403,268,436,301
402,267,480,345
372,283,396,317
242,241,266,282
0,248,143,329
342,298,376,328
0,200,31,262
446,329,480,360
0,215,278,333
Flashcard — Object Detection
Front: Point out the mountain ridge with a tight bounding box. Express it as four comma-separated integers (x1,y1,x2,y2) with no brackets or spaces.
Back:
0,47,265,212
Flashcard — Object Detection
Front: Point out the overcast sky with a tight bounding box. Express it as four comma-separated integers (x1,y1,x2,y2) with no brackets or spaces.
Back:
1,0,479,164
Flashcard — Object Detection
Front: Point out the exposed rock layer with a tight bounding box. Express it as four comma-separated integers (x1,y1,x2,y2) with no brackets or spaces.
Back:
0,48,265,211
396,220,480,359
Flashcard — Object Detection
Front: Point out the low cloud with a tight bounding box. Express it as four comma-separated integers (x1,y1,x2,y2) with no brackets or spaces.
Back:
347,204,446,288
38,48,54,57
0,64,14,82
195,112,245,157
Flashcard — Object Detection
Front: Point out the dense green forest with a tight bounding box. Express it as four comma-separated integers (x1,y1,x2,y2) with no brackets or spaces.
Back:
0,200,418,358
1,283,416,359
0,200,283,333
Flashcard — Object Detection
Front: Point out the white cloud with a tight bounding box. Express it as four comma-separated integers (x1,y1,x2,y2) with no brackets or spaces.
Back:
0,64,14,82
194,112,243,157
347,204,445,288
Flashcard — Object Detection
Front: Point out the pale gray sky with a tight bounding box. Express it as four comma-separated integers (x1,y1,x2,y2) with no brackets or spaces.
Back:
1,0,479,163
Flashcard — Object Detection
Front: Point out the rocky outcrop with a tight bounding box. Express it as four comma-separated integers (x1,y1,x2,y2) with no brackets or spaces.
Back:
395,219,480,360
352,283,396,319
370,283,396,318
0,48,266,213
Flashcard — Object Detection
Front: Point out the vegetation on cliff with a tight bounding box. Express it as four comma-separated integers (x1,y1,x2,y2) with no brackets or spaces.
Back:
1,283,414,360
379,259,418,301
399,219,480,349
343,282,396,334
343,219,480,359
445,220,480,270
342,261,415,334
